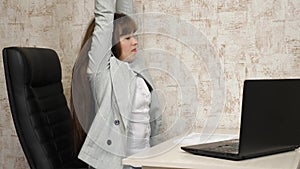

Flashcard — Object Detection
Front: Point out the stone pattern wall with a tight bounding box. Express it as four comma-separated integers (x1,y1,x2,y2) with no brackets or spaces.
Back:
0,0,299,168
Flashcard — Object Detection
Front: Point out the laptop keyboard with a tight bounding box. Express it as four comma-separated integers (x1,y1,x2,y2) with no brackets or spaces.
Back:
204,140,240,154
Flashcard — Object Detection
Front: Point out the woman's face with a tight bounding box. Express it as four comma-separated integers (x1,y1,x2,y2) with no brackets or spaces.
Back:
118,33,138,62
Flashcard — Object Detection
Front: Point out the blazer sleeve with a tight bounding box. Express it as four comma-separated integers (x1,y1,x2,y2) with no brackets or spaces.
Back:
87,0,114,73
116,0,134,15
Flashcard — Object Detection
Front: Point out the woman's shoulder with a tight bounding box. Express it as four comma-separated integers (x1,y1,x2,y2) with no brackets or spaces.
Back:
110,56,136,74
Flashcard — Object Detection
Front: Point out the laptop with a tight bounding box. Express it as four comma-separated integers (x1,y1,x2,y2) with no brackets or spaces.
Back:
181,79,300,161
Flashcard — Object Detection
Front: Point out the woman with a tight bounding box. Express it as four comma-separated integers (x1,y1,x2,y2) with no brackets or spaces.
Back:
71,0,162,168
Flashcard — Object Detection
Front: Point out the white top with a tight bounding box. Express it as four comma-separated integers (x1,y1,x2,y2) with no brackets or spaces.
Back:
127,76,151,156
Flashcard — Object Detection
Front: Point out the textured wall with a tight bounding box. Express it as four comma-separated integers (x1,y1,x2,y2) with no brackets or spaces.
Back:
0,0,299,168
0,0,94,168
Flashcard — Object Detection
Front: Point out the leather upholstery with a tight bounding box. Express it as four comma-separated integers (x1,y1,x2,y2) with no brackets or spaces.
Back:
2,47,88,169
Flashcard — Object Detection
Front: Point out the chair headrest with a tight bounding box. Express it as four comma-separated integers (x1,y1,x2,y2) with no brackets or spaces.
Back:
6,47,62,87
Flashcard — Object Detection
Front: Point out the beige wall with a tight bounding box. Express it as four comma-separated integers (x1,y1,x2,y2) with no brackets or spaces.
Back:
0,0,299,168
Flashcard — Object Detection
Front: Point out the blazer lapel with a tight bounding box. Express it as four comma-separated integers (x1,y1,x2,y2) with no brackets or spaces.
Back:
110,57,136,128
130,56,155,90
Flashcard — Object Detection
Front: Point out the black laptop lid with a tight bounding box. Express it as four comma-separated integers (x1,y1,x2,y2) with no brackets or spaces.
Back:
239,79,300,156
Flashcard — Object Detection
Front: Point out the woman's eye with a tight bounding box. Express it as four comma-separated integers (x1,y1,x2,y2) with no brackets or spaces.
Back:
125,37,131,40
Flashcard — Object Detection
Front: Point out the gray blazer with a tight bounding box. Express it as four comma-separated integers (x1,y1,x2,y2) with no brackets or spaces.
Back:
78,0,162,168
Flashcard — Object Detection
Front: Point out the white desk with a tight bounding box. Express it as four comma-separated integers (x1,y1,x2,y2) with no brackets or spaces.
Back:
123,132,300,169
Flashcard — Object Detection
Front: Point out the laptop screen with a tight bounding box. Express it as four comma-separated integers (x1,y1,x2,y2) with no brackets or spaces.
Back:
239,79,300,155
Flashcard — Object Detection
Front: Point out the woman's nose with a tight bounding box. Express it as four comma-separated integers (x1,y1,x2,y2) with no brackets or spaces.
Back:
132,37,138,45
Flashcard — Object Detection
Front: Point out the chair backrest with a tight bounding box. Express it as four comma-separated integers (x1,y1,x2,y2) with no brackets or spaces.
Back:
2,47,88,169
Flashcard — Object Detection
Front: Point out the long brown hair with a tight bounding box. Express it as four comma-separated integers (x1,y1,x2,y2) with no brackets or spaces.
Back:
70,18,95,154
71,13,137,154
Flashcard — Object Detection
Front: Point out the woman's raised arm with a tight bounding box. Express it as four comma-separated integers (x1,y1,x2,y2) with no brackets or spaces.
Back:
116,0,134,15
87,0,115,73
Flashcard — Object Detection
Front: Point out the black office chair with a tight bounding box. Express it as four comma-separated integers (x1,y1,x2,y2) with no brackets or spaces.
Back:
2,47,88,169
